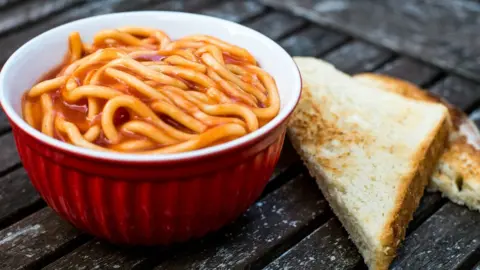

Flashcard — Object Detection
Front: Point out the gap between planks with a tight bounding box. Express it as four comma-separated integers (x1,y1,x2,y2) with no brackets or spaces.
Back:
259,0,480,88
260,0,480,113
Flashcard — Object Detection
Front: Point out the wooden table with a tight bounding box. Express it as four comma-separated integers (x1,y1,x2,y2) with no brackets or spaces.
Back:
1,0,480,269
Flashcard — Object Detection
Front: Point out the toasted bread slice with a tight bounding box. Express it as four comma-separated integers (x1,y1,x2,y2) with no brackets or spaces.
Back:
354,73,480,211
289,57,450,270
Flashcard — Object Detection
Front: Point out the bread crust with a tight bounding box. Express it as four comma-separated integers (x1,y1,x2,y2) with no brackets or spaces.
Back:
355,73,480,211
287,86,379,267
287,76,449,269
377,113,449,269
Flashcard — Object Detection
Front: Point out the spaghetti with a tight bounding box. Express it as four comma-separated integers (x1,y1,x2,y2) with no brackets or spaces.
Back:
22,27,280,154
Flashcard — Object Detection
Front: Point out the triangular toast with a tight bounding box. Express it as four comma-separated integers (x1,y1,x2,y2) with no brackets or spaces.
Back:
288,57,450,269
355,73,480,211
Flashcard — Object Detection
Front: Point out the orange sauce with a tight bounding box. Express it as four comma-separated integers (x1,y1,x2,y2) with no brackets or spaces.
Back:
21,29,279,153
22,49,262,151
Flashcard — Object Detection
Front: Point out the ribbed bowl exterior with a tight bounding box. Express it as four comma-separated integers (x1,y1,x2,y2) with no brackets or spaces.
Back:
10,121,286,245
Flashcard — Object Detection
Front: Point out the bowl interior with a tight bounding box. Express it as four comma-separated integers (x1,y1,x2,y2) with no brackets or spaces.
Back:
0,11,301,162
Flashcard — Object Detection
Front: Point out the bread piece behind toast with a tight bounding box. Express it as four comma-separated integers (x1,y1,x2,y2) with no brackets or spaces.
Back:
289,57,450,270
354,73,480,211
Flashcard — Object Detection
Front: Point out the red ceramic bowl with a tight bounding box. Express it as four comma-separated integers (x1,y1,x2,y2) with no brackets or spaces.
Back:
0,12,301,245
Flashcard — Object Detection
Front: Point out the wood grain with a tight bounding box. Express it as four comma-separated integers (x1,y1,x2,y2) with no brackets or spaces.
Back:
0,109,9,133
0,168,41,226
260,192,448,270
375,57,442,86
270,139,300,182
323,40,394,74
199,0,266,22
392,203,480,270
0,0,22,9
0,133,20,174
0,0,158,65
43,239,145,270
279,25,348,57
246,11,307,40
144,0,220,11
0,0,85,36
260,0,480,83
407,193,445,235
264,218,361,270
0,208,85,269
430,75,480,111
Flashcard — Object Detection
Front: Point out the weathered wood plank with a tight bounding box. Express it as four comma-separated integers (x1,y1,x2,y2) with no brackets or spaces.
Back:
0,133,20,174
470,107,480,128
145,0,220,11
0,109,9,133
279,25,348,57
263,192,446,270
45,174,328,269
430,75,480,111
246,11,307,41
323,40,394,74
264,218,360,270
392,203,480,270
43,239,145,270
375,57,442,86
199,0,266,23
0,168,41,227
0,0,22,9
270,139,300,181
0,208,85,270
260,0,480,84
407,193,445,235
0,0,158,65
0,0,85,36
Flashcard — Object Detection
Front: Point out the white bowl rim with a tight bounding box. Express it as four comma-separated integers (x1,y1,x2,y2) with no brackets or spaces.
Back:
0,11,301,163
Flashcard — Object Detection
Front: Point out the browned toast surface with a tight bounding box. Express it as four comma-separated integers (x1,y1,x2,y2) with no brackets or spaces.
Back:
355,73,480,211
289,57,450,269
